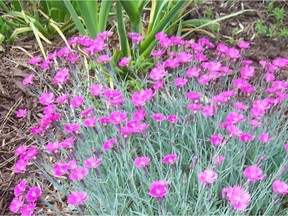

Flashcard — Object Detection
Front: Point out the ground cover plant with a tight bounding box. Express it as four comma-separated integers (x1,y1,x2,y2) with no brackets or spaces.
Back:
10,31,288,215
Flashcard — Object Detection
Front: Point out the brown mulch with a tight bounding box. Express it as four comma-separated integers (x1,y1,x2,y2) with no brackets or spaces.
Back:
0,1,287,215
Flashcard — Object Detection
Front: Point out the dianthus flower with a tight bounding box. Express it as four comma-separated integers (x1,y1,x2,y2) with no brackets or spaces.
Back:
222,185,251,211
162,154,178,165
167,115,179,123
213,154,225,165
71,96,84,108
90,84,103,96
97,54,112,63
133,109,146,121
109,110,127,124
56,94,69,104
14,181,27,197
39,92,55,106
198,169,218,184
151,113,166,122
29,56,42,65
102,138,115,150
64,123,80,133
83,116,97,127
67,191,88,205
22,74,35,86
127,32,144,43
243,165,264,182
16,108,27,118
69,167,89,181
174,77,188,87
258,133,273,143
149,180,169,198
26,186,41,202
149,64,167,81
118,56,131,67
134,156,150,168
210,135,224,146
84,156,102,168
53,68,69,84
186,67,201,78
202,104,215,117
9,197,23,213
131,89,153,106
239,133,254,142
272,180,288,195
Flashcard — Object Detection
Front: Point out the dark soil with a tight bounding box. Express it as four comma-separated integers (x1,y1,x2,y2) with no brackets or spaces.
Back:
0,1,287,214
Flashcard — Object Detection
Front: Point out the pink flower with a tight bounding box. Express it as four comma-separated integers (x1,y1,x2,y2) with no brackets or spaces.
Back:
272,180,288,195
186,67,201,78
284,143,288,151
9,197,23,213
14,159,28,173
241,66,254,80
153,80,164,90
15,145,26,156
243,165,264,182
53,68,69,84
149,65,167,81
174,77,188,87
69,167,89,181
71,96,84,108
46,142,61,152
14,181,27,196
16,108,27,118
149,180,169,198
213,155,225,165
20,203,36,216
151,113,166,122
131,89,153,106
237,41,250,49
127,32,144,43
66,54,79,62
222,185,251,211
81,107,94,117
90,84,103,96
233,78,249,89
103,89,124,106
39,92,55,105
102,138,115,150
258,133,273,143
109,110,127,124
60,137,75,148
84,156,102,168
133,109,146,121
64,123,80,133
234,102,248,111
162,154,178,165
56,94,69,103
118,56,131,67
26,186,41,202
29,56,42,65
187,91,201,101
226,112,245,125
57,46,71,57
198,169,218,184
83,116,97,127
22,74,35,86
53,163,69,177
167,115,179,123
134,156,150,167
239,133,254,142
97,54,112,63
227,48,240,59
202,104,215,117
226,125,242,137
210,135,224,146
187,103,203,111
67,191,88,205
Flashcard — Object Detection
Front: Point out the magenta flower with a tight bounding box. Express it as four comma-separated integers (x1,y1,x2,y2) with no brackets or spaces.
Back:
23,146,38,160
103,89,124,106
272,180,288,195
186,91,201,101
285,143,288,151
187,103,203,111
131,89,153,107
133,109,146,121
118,56,131,67
14,181,27,196
99,116,110,125
134,156,150,168
198,169,218,184
222,185,251,211
237,41,250,49
102,138,115,150
162,154,178,165
9,197,23,213
83,116,97,127
249,119,261,128
66,159,77,170
67,191,88,205
81,107,94,117
84,156,102,168
127,32,144,43
226,112,245,125
20,203,36,216
212,154,225,165
56,94,69,104
69,167,89,181
226,125,242,137
46,142,61,152
53,163,69,177
109,110,127,124
174,77,188,87
39,92,55,105
258,133,273,143
15,145,26,156
60,137,75,148
26,186,41,202
241,66,255,80
151,113,166,122
97,54,112,63
14,159,28,173
202,104,215,117
227,47,240,59
167,115,179,123
149,64,167,81
53,68,69,84
90,84,103,96
243,165,264,182
234,102,248,111
57,46,71,57
153,80,164,90
186,68,200,79
29,56,42,65
22,74,35,86
239,133,254,142
210,135,224,146
149,180,169,198
64,123,80,133
71,96,84,108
